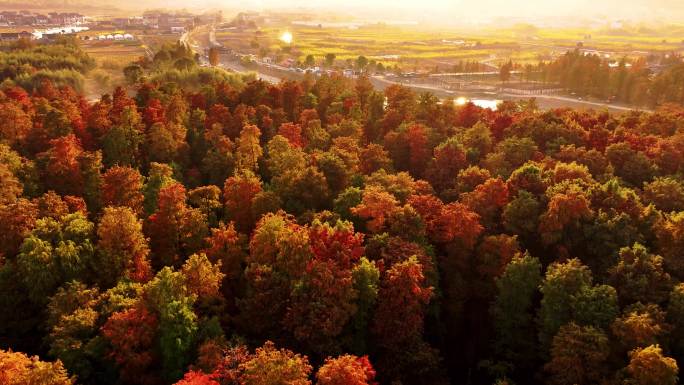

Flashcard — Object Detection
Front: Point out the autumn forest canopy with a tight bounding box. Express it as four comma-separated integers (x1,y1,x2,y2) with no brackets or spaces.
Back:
5,36,684,385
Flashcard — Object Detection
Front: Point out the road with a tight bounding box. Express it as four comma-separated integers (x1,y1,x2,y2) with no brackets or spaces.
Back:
502,93,644,112
182,25,646,113
370,76,647,113
218,60,282,84
186,25,282,84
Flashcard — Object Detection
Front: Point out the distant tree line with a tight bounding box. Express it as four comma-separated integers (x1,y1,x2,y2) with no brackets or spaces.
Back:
535,49,684,107
0,37,95,92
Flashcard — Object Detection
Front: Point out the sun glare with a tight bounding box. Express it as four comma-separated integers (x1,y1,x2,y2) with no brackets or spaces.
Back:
280,31,293,44
455,96,468,105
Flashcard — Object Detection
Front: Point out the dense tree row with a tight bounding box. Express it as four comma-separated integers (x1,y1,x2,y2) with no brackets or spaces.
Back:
535,49,684,107
4,40,684,385
0,37,95,92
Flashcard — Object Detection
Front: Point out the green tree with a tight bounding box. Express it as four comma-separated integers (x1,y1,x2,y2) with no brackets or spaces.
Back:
103,107,144,167
123,64,144,85
608,243,673,307
16,213,95,304
570,284,619,330
325,53,336,67
143,162,176,215
491,252,542,373
159,298,197,382
356,56,368,70
502,190,542,241
45,282,102,383
349,257,379,354
305,54,316,67
499,60,513,83
96,206,151,286
538,258,592,351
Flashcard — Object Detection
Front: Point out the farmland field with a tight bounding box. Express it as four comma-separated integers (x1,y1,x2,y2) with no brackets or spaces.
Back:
80,41,147,99
214,21,684,70
78,31,185,99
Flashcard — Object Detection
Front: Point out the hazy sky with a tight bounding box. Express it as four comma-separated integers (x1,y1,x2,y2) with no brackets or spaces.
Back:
295,0,678,17
109,0,684,24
